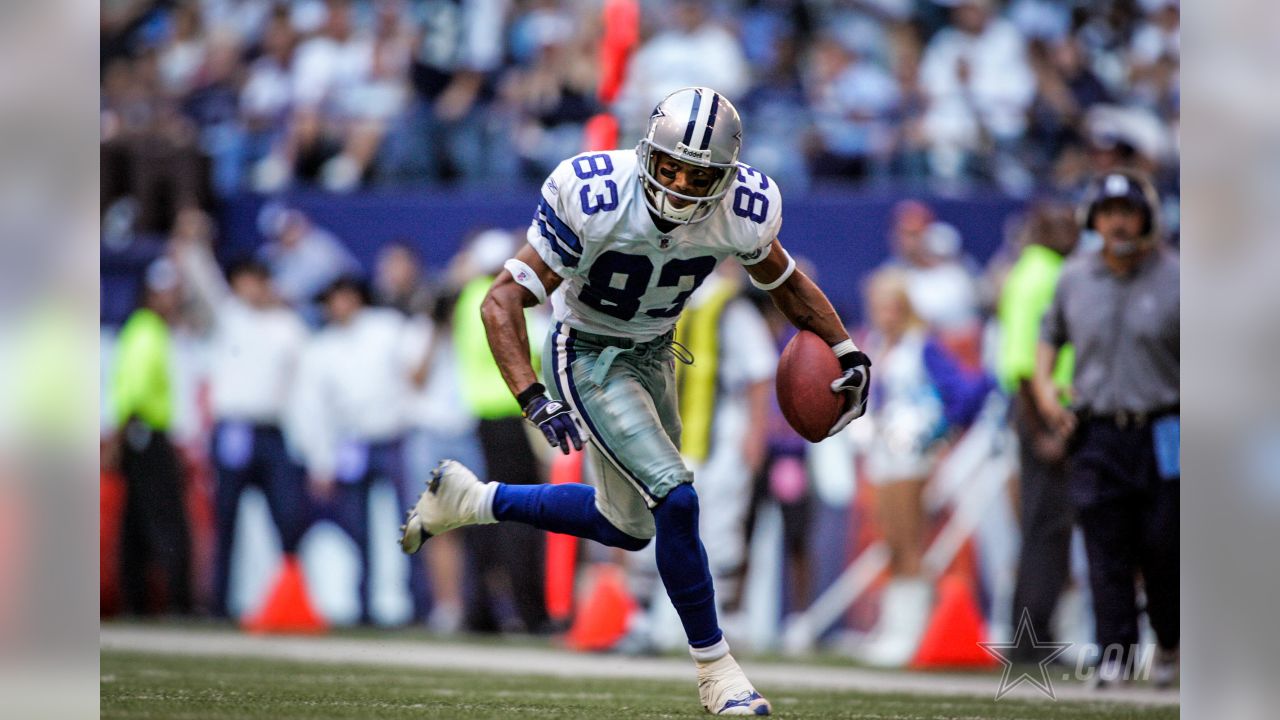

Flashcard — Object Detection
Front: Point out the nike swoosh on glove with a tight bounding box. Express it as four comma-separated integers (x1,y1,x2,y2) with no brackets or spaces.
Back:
828,350,872,437
523,395,585,454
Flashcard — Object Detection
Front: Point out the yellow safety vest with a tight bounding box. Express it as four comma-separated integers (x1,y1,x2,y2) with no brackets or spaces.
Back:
453,276,540,420
674,279,740,462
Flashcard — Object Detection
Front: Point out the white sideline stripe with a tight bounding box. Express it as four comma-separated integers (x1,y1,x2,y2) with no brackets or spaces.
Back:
100,626,1178,707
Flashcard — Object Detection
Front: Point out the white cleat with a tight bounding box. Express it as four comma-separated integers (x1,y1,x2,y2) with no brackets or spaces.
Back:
399,460,494,555
697,653,771,716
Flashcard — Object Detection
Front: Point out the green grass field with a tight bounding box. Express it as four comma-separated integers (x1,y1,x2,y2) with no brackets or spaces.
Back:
101,650,1179,720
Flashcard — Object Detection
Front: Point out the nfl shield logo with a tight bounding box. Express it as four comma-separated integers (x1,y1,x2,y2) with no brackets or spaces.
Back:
659,235,672,249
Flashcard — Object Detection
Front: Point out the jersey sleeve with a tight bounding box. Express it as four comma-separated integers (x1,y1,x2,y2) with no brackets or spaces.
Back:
526,159,586,278
729,165,784,266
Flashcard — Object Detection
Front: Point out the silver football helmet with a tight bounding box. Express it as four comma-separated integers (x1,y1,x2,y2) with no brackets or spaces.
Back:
637,87,742,225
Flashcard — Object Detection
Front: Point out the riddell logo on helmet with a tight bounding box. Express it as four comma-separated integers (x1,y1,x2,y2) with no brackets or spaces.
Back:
674,143,711,163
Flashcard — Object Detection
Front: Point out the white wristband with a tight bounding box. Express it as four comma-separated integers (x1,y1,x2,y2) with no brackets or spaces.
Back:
504,258,547,305
831,339,859,357
749,253,796,291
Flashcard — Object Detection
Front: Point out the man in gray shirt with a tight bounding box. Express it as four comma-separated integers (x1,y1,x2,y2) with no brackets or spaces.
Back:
1034,170,1179,689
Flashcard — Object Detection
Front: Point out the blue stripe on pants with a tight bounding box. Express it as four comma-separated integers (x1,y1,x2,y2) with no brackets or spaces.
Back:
549,327,659,506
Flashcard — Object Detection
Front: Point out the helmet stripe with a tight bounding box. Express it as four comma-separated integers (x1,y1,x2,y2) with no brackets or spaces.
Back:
681,89,703,146
699,93,720,151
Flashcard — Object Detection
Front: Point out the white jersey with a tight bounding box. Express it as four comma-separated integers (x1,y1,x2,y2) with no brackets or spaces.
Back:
527,149,782,341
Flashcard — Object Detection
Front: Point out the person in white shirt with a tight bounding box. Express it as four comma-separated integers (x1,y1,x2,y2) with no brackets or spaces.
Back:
170,210,311,619
374,242,479,631
883,200,981,335
919,0,1035,182
156,3,206,97
288,275,420,624
613,1,749,143
399,289,484,633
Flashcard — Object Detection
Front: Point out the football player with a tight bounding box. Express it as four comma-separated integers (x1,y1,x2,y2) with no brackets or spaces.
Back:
402,87,872,715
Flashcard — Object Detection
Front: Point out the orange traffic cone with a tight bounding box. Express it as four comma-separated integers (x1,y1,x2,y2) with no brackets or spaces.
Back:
910,574,997,669
545,452,583,623
564,563,635,651
243,555,327,634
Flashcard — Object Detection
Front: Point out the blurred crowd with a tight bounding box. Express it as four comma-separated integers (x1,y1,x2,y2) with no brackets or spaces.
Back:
98,200,956,628
101,0,1179,229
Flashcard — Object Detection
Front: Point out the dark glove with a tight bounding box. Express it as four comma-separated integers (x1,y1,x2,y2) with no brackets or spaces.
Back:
520,384,584,455
828,350,872,437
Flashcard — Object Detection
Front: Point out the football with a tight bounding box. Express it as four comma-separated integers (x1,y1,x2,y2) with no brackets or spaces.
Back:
776,330,846,443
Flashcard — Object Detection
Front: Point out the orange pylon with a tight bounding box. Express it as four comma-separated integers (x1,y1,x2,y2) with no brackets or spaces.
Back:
910,574,997,669
242,555,327,634
564,563,635,651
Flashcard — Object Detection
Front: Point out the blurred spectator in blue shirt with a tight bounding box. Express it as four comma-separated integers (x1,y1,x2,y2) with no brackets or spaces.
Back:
380,0,513,186
804,31,900,182
919,0,1035,190
738,5,811,190
182,32,247,197
1023,33,1115,187
256,204,360,320
234,8,298,192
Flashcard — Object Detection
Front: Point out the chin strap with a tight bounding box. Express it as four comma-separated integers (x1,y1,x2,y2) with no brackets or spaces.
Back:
652,187,700,223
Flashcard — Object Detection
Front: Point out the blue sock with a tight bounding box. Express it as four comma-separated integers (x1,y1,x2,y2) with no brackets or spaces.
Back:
492,483,650,551
652,483,722,649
